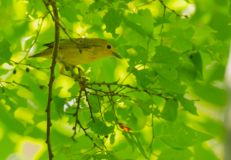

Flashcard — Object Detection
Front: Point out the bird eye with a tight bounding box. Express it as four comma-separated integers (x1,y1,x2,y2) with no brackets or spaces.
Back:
107,45,111,49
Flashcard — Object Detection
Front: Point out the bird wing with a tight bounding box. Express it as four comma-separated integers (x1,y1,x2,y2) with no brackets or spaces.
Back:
43,38,101,49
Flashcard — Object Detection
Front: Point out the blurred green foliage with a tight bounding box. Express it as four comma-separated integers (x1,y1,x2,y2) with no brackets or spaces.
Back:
0,0,229,159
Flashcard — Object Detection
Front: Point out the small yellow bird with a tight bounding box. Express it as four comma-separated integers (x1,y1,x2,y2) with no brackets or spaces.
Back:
30,38,122,75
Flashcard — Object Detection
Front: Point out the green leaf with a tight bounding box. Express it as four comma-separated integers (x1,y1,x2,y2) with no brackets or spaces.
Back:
153,46,182,68
133,69,157,87
138,99,154,116
133,105,144,119
88,94,100,113
70,135,94,151
122,132,136,152
68,82,80,97
53,154,69,160
110,133,115,145
228,4,231,17
161,27,185,38
118,2,128,9
0,68,10,76
161,99,178,121
53,96,66,119
176,94,198,115
153,106,161,118
192,25,215,39
177,62,197,84
0,39,12,65
116,45,131,59
89,0,108,11
194,144,218,160
128,45,148,69
123,18,145,37
117,106,144,130
92,152,117,160
184,26,195,39
102,8,123,38
172,38,192,52
59,2,81,23
90,119,114,136
12,81,31,91
159,75,187,94
154,17,170,26
158,148,193,160
3,88,27,108
190,81,226,107
137,9,154,36
152,64,178,81
190,52,203,77
126,9,154,36
104,110,116,123
160,121,213,149
131,133,148,159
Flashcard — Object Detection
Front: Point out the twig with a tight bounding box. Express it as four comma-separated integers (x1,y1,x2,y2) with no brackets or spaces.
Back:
148,76,159,89
78,122,102,150
149,114,154,159
43,0,60,159
159,0,188,18
1,81,31,91
95,90,103,118
107,85,118,123
113,67,141,92
10,60,49,70
83,88,95,123
137,0,156,8
71,90,83,141
159,0,166,45
19,12,48,63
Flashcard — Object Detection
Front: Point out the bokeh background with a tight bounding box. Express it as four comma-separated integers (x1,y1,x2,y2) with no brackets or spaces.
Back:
0,0,230,159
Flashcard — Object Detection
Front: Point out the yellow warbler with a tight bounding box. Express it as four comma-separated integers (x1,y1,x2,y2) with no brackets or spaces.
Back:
30,38,122,74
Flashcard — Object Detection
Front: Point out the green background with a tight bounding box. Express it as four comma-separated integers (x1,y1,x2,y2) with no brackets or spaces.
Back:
0,0,229,159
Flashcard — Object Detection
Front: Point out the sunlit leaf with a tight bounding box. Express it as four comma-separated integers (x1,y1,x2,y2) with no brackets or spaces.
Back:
160,121,213,149
158,148,193,160
161,99,178,121
102,8,123,38
0,39,12,65
53,96,66,119
89,119,114,136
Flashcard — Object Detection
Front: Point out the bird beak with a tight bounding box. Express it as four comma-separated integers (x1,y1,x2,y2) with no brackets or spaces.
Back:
113,52,122,59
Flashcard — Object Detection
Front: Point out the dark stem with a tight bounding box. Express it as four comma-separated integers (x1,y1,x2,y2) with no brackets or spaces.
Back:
71,89,83,141
43,0,60,159
84,88,95,123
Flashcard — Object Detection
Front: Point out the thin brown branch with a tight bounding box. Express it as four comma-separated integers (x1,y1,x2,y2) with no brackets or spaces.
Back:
159,0,188,18
10,60,49,70
43,0,60,159
137,0,156,9
159,0,166,45
95,90,103,118
71,90,83,141
77,121,102,150
19,12,48,63
83,88,95,123
107,86,118,123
